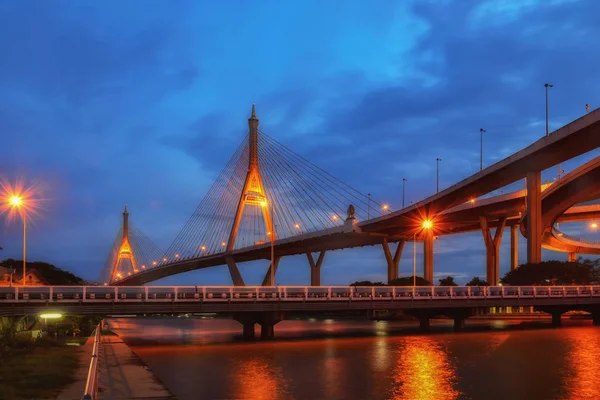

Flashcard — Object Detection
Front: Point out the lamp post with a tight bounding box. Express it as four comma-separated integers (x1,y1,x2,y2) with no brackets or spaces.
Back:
480,128,486,171
402,178,407,208
436,158,442,193
8,196,26,285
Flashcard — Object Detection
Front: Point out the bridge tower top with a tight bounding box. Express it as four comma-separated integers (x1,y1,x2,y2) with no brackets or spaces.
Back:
248,104,259,167
123,204,129,240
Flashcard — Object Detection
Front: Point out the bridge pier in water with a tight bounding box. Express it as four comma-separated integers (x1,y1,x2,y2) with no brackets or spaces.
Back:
234,312,283,340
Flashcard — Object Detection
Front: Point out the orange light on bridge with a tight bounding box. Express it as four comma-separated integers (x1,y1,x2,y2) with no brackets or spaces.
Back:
175,253,180,258
9,195,22,207
382,204,389,211
201,245,206,251
469,198,476,204
221,242,226,246
422,220,433,229
128,272,131,276
141,265,146,269
162,257,167,262
103,282,107,286
260,200,267,207
152,260,157,265
294,224,300,229
332,215,338,220
591,222,598,229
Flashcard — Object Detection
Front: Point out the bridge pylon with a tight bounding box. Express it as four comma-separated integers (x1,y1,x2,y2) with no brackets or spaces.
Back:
227,105,275,252
110,205,138,282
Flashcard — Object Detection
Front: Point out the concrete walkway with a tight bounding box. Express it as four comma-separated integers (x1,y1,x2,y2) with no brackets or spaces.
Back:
97,335,174,400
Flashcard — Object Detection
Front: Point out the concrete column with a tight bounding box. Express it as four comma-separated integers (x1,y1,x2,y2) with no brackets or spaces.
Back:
568,252,577,262
453,317,466,332
419,316,430,332
510,225,519,271
479,217,507,285
242,322,255,340
307,251,326,286
382,239,405,283
551,311,562,327
261,256,281,286
423,231,434,285
260,323,275,340
526,171,542,264
225,256,245,286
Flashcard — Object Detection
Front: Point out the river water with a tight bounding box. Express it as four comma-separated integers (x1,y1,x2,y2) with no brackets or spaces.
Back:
108,317,600,400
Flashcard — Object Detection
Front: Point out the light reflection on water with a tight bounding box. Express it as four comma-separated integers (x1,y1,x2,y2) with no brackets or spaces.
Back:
108,317,600,400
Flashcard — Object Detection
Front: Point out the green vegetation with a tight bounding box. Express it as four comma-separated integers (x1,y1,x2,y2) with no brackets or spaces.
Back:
0,341,81,400
350,277,431,286
466,277,489,286
1,259,87,285
501,260,600,286
438,276,458,286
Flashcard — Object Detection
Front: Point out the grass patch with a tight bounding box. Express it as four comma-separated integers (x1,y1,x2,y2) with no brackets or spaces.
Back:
0,344,81,400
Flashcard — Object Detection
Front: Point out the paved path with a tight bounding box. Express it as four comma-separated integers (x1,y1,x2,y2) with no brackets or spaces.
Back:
97,335,174,400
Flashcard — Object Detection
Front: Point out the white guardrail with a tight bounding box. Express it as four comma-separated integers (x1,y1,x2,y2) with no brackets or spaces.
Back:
82,322,101,400
1,285,600,302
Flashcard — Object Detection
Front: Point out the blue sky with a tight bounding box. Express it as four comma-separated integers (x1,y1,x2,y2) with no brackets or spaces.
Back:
1,0,599,285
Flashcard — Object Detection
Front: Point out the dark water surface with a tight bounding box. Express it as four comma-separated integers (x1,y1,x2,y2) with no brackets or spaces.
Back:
108,317,600,400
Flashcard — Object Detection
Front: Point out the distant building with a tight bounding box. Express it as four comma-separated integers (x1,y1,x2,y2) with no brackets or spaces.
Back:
0,266,49,286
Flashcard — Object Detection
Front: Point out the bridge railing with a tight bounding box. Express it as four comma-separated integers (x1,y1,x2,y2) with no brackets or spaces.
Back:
1,285,600,303
553,227,600,246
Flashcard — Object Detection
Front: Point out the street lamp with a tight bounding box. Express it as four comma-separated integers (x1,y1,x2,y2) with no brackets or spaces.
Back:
480,128,486,172
8,195,26,285
402,178,407,208
436,158,442,193
413,219,433,286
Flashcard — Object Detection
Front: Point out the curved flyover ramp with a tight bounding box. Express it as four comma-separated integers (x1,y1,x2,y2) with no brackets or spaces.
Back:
521,156,600,255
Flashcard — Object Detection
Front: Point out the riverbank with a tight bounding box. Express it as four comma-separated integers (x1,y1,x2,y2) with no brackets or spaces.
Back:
0,341,81,400
98,334,174,399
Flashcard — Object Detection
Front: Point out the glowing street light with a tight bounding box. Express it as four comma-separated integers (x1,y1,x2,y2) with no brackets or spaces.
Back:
590,222,598,230
4,194,26,284
382,204,389,212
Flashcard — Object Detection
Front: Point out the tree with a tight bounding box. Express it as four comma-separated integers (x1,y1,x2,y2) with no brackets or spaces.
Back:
466,277,489,286
500,260,600,286
388,276,431,286
438,276,457,286
350,280,386,286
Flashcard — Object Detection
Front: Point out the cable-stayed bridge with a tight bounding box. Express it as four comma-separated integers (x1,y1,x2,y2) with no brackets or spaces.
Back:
103,106,600,287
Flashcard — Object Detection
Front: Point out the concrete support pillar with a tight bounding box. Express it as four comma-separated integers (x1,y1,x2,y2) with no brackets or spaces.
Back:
307,251,326,286
382,239,405,283
261,256,281,286
242,322,255,340
225,256,245,286
551,311,562,327
479,217,507,285
526,171,542,264
568,252,577,262
419,316,431,332
510,225,519,271
453,317,466,332
260,323,275,340
424,231,434,285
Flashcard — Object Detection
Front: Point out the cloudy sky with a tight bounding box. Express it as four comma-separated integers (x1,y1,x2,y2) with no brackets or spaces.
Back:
1,0,599,285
